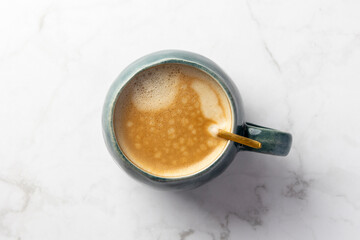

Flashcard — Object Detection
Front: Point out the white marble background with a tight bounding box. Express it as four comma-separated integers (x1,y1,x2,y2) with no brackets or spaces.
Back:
1,0,360,239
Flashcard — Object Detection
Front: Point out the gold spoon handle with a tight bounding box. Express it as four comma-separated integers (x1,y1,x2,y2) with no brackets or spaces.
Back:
217,129,262,149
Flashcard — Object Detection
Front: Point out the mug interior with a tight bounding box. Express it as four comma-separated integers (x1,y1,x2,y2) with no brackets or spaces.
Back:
111,60,236,180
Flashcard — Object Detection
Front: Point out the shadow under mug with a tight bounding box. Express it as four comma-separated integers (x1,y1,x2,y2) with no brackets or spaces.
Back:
102,50,292,190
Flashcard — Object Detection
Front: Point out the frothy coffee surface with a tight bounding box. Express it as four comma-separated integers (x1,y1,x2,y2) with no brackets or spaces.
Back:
114,64,232,178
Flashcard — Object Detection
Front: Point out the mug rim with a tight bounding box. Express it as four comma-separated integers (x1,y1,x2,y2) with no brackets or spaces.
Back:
103,51,240,182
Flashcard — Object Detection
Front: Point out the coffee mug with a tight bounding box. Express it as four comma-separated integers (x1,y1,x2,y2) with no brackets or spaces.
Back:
102,50,292,190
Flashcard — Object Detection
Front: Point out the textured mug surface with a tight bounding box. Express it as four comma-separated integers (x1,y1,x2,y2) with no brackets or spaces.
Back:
102,50,292,190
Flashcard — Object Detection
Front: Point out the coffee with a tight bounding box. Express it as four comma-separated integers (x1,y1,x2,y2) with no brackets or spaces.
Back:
113,64,232,178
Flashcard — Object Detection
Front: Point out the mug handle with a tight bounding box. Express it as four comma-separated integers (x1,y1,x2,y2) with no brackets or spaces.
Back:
239,122,292,156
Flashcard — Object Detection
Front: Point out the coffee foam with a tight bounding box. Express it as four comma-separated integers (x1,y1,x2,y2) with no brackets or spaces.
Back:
191,80,226,123
114,63,233,178
180,66,231,133
130,66,180,112
208,124,219,136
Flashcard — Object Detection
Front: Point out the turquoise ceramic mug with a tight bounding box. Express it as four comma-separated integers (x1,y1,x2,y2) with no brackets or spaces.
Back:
102,50,292,190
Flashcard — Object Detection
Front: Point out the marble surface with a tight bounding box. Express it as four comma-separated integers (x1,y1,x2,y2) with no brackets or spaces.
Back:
1,0,360,239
